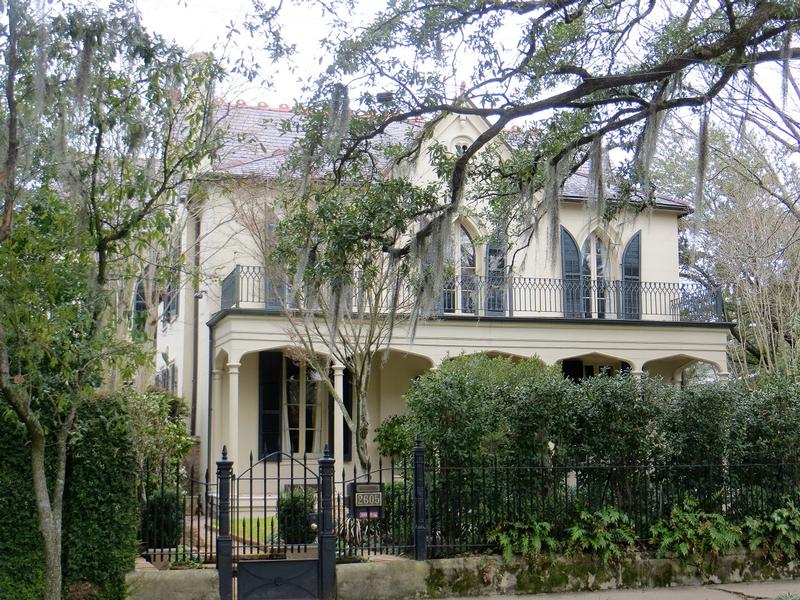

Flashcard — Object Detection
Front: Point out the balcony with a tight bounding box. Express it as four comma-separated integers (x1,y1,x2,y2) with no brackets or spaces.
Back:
220,265,725,324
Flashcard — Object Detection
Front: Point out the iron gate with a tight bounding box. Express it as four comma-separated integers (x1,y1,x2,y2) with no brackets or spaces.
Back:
216,447,336,600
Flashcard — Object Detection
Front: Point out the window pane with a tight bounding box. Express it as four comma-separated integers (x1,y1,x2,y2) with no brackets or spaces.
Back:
305,429,315,454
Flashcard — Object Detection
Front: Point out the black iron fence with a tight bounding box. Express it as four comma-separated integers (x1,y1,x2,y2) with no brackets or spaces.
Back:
328,445,800,559
334,456,416,558
220,264,724,323
137,461,217,565
141,446,800,572
424,458,800,556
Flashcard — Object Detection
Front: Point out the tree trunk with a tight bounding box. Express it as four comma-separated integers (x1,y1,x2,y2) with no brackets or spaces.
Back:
355,382,371,470
29,427,64,600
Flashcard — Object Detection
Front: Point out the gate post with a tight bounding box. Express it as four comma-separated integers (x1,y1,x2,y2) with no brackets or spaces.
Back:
217,446,234,600
413,436,428,560
318,446,337,600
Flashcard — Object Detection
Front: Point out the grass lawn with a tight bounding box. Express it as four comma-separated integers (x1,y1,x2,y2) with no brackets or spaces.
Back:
214,516,281,546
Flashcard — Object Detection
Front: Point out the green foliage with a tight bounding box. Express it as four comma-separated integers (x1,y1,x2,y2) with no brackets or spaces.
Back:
126,387,195,479
404,354,558,462
650,499,741,565
374,414,414,458
167,546,202,569
569,374,665,465
567,507,637,563
140,489,183,550
0,395,138,600
0,415,45,600
657,381,733,466
62,394,138,599
731,377,800,463
278,488,317,545
381,480,414,546
743,498,800,562
488,520,559,562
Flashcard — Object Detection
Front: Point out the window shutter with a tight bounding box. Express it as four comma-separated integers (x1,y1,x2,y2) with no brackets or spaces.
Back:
621,232,641,319
259,351,283,460
343,368,353,463
561,227,583,318
485,237,507,315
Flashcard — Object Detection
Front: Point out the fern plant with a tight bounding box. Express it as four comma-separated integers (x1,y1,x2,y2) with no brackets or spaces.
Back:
568,506,636,563
743,498,800,562
650,498,741,566
487,519,559,561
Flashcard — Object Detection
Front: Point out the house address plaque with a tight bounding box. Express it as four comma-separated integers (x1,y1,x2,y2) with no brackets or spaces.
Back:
347,482,384,519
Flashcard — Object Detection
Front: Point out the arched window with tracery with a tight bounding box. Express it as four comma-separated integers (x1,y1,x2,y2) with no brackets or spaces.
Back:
444,224,477,314
621,232,641,319
582,233,610,318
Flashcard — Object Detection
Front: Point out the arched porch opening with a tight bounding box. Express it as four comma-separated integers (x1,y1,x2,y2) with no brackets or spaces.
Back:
642,354,725,387
557,351,636,382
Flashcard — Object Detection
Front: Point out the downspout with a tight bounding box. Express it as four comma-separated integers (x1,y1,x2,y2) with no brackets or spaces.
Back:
190,212,201,435
205,321,215,475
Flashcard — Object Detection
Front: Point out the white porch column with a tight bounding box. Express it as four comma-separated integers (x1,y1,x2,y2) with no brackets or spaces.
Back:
211,369,222,462
332,364,345,481
226,362,241,467
630,370,643,380
717,371,730,382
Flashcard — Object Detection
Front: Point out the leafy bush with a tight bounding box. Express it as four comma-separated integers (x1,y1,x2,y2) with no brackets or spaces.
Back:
650,498,741,564
381,480,414,546
404,354,558,463
567,507,636,563
62,394,139,599
658,381,733,466
0,415,45,600
569,374,665,466
0,393,138,600
278,487,316,544
140,488,183,549
167,546,202,569
731,377,800,464
374,414,414,458
488,520,559,561
743,498,800,561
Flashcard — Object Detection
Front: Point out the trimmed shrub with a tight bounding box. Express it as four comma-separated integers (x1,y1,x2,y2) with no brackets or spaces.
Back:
568,374,666,465
404,353,557,462
140,488,183,550
0,415,45,600
0,393,138,600
278,487,316,544
62,394,138,599
381,479,414,546
374,414,414,458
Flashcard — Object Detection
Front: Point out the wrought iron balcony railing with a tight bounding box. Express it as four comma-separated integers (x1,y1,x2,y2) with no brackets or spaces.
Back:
220,265,725,323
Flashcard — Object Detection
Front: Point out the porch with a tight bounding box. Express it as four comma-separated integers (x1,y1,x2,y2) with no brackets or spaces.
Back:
205,313,730,476
220,265,725,323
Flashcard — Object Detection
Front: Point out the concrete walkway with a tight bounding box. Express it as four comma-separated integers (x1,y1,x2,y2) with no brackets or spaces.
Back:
442,580,800,599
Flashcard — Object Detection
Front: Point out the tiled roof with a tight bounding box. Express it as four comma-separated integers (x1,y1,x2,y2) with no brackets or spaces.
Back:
562,165,690,212
211,102,303,176
210,102,689,213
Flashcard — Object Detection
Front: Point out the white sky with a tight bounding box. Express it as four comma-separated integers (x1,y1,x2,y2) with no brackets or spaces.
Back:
135,0,335,105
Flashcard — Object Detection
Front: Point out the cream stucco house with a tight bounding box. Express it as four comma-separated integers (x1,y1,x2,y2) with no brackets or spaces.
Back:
155,101,729,478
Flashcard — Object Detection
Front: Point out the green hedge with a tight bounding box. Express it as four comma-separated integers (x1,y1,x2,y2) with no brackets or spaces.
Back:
0,416,45,600
0,393,138,600
402,355,800,468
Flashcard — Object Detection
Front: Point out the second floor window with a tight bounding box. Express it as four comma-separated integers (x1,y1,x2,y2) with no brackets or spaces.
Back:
444,224,476,314
162,241,181,322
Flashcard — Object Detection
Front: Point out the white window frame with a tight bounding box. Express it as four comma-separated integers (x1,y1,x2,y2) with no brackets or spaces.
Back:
282,358,324,456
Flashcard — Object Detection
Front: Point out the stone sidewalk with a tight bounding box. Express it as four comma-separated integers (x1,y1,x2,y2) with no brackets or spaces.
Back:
442,580,800,599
